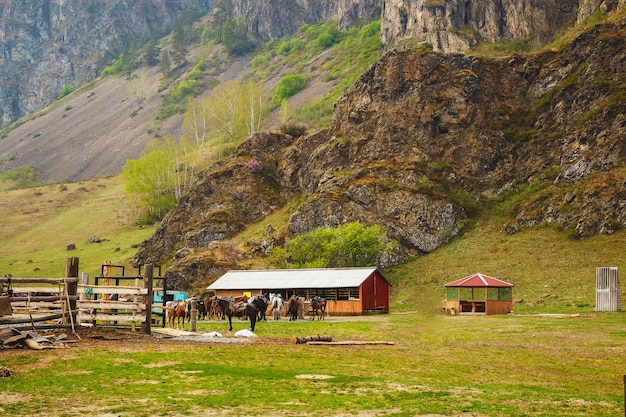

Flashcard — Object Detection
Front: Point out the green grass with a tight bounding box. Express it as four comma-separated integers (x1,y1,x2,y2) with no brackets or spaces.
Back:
0,312,624,416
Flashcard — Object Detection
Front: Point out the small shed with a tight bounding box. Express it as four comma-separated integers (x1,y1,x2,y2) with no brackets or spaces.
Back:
207,267,391,315
443,273,514,315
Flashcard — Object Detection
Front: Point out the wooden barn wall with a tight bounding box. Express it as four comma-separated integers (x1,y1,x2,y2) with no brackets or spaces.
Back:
325,299,363,315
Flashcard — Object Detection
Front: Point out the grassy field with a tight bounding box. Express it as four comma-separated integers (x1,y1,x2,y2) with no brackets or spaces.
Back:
0,311,624,417
0,177,154,280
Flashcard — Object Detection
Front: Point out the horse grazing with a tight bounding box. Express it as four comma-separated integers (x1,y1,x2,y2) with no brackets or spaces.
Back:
310,296,326,320
213,296,258,332
165,300,188,329
287,295,299,321
251,295,268,322
270,293,284,320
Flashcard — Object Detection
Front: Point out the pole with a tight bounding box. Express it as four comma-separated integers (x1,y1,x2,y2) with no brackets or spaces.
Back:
190,299,197,332
65,257,79,326
141,264,154,334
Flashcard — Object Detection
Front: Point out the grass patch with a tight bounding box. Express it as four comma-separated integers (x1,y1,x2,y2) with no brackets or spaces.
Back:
0,313,624,416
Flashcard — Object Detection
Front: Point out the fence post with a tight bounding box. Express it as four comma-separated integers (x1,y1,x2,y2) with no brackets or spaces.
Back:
190,299,197,332
65,257,79,325
141,264,154,334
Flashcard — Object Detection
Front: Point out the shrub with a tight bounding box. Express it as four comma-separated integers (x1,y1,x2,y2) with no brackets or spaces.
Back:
57,84,74,100
280,122,309,137
272,74,306,106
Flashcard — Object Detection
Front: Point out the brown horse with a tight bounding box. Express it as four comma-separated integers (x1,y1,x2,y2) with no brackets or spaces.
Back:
310,296,326,320
165,300,188,329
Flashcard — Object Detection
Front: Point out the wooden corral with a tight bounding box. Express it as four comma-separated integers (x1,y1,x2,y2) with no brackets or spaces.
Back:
443,273,514,315
207,267,391,316
0,258,159,334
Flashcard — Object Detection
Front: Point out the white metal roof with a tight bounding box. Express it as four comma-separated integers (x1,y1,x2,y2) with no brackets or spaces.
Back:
207,267,384,290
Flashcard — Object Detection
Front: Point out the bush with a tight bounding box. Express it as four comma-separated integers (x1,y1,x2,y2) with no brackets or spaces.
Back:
272,74,306,106
287,221,395,268
57,84,74,100
280,122,309,137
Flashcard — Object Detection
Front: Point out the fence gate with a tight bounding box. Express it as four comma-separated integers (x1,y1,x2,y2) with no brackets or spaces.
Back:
595,267,621,312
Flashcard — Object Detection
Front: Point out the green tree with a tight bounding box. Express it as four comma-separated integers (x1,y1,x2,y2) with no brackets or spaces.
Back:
121,136,197,223
159,50,171,75
287,222,395,268
211,0,234,42
121,141,175,222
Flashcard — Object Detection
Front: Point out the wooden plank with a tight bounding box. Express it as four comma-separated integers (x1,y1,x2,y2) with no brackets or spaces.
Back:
10,295,75,302
9,287,62,294
77,313,146,323
151,327,195,337
78,301,146,310
0,277,78,284
78,283,147,291
0,312,66,324
77,287,148,296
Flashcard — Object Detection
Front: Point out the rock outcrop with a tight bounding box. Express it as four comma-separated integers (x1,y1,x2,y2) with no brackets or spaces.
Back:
134,14,626,286
380,0,626,52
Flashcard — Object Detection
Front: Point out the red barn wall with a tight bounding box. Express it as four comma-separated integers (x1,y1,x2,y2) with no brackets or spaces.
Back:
360,272,390,312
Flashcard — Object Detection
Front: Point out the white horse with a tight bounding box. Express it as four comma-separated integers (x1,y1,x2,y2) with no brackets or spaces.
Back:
270,293,284,320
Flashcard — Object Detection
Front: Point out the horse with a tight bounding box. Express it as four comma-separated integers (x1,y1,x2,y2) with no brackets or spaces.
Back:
287,295,299,321
196,299,207,320
165,300,188,329
270,293,284,320
206,298,222,320
310,296,326,320
213,296,258,332
251,295,268,322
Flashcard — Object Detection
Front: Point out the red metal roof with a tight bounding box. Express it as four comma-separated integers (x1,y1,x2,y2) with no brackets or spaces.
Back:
444,273,514,288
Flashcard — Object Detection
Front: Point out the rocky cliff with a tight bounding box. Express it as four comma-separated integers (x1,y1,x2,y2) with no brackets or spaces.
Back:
0,0,212,127
231,0,382,41
380,0,626,52
134,12,626,288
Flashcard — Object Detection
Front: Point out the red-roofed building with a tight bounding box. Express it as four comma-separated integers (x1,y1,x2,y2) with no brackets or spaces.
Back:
443,273,514,315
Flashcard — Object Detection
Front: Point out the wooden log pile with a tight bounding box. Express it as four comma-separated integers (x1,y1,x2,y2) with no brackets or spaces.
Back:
0,327,74,350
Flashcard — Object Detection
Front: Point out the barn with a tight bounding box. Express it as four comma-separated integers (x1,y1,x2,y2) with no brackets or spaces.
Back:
206,267,391,315
443,273,514,315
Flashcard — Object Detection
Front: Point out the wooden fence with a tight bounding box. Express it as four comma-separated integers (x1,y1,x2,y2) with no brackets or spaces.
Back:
0,258,157,334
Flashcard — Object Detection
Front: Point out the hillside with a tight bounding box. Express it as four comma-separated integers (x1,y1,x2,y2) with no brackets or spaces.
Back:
132,11,626,294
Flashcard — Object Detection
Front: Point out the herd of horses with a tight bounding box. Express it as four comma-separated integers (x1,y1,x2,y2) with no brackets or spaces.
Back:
163,294,327,332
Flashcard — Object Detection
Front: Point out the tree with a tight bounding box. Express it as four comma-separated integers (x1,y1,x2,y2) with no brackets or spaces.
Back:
121,136,197,223
287,222,395,268
121,140,176,222
211,0,234,42
159,50,171,75
128,69,150,103
182,80,263,159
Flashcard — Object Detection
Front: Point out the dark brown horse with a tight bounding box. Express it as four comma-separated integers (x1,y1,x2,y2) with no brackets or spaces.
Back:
311,296,326,320
214,296,258,332
287,295,299,321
